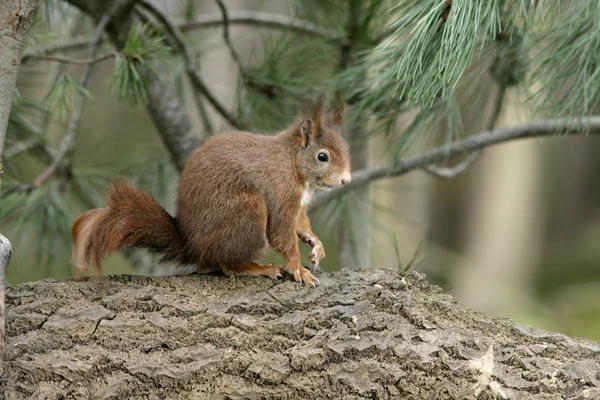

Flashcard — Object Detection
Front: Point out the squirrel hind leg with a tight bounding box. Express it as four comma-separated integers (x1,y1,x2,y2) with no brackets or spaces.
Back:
221,262,286,280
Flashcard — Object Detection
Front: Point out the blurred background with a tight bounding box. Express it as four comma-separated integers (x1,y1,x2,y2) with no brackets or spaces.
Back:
2,0,600,341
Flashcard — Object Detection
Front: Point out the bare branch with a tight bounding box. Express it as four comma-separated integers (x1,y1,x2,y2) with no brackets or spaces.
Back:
422,151,481,178
23,52,118,65
191,87,214,136
21,11,342,63
7,14,110,194
136,0,242,129
214,0,246,76
311,116,600,211
179,11,343,42
3,138,39,159
21,36,100,64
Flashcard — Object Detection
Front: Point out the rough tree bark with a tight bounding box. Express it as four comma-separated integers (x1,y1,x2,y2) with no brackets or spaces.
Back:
0,0,40,185
1,268,599,399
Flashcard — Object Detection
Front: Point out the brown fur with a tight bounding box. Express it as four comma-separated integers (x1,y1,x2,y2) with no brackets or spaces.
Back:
71,97,351,285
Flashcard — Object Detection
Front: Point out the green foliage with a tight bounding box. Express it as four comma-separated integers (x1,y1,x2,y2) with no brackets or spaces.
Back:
356,1,544,108
530,2,600,118
45,73,93,119
236,34,337,131
394,238,426,272
1,183,72,272
7,90,46,145
109,23,172,105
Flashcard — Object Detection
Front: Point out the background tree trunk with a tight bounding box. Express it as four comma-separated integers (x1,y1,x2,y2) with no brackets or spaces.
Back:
2,269,599,399
453,90,545,317
339,115,371,267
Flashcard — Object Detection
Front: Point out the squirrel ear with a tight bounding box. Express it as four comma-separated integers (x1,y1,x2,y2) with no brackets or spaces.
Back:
310,96,324,136
326,95,345,128
298,97,324,147
299,118,315,148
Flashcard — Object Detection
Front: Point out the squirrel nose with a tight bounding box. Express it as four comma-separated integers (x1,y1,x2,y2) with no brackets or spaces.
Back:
340,174,352,185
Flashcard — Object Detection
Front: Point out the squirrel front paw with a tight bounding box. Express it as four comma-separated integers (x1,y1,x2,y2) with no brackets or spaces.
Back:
292,266,319,287
300,233,325,266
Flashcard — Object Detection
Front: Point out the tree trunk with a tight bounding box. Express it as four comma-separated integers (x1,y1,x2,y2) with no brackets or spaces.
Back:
2,269,599,399
340,114,370,267
0,0,40,378
0,0,40,187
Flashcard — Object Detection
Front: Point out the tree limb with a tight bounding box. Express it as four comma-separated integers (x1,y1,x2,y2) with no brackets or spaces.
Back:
311,116,600,210
2,269,599,398
21,11,343,63
422,150,481,179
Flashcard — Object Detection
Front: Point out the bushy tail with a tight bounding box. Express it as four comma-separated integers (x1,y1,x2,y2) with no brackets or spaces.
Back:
71,178,187,278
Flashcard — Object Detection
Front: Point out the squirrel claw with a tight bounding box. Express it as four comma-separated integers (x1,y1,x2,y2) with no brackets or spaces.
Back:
293,266,318,287
264,264,286,280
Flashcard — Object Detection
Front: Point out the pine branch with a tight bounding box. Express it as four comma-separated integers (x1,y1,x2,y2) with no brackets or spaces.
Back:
311,116,600,210
24,52,118,65
7,13,110,194
22,11,342,63
136,0,241,129
422,151,480,179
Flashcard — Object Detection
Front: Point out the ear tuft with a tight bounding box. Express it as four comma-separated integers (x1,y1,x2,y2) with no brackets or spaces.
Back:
298,96,325,147
299,118,314,148
326,94,345,128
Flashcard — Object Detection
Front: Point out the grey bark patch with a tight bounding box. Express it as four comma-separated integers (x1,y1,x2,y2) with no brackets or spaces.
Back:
2,268,599,399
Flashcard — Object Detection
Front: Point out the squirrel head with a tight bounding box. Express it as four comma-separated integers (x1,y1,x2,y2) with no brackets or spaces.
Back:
294,97,351,191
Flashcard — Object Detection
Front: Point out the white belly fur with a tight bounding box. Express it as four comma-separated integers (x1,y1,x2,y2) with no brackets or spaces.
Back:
300,185,313,208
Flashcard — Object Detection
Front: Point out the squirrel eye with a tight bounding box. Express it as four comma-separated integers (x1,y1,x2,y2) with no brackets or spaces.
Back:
317,152,329,162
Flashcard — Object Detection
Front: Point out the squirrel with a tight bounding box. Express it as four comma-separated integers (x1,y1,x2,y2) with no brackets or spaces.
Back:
71,97,351,286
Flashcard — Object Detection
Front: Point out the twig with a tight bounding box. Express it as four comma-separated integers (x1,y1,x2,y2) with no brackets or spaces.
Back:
422,151,481,178
23,52,118,65
7,15,110,195
136,0,242,129
179,11,343,42
21,11,343,63
214,0,246,76
423,85,507,178
310,116,600,210
4,138,41,159
191,87,214,135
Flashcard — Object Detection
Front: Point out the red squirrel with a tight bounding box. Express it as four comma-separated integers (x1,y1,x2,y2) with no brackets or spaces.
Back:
71,97,351,286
